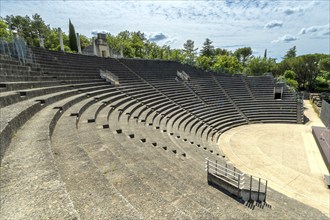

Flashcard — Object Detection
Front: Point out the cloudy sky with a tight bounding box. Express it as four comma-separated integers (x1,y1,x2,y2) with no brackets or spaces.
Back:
1,0,329,60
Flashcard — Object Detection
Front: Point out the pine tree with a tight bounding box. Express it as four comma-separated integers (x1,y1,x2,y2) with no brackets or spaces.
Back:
283,46,296,60
183,39,198,65
200,38,214,57
264,49,267,59
233,47,252,67
69,19,78,52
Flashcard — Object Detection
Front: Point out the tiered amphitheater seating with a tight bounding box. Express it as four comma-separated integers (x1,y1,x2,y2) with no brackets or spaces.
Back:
216,74,298,124
1,48,326,219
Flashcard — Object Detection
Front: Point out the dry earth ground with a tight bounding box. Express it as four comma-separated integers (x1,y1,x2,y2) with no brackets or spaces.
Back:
220,100,330,216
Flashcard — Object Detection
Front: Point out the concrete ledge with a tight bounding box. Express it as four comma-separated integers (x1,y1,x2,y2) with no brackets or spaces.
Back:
312,126,330,173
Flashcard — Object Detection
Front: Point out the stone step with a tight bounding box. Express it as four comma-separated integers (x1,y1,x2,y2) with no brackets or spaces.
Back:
51,108,143,219
53,99,189,219
0,95,97,219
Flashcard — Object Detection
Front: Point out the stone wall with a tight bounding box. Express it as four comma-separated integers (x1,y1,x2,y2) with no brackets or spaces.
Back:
320,100,330,128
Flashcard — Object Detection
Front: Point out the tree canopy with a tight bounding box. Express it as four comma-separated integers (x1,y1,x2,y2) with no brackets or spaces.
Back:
283,46,296,60
183,39,198,65
0,18,10,40
233,47,252,67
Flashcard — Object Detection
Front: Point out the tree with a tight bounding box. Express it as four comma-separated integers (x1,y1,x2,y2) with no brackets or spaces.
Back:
200,38,214,57
279,54,330,91
283,46,296,60
68,19,78,52
302,54,322,91
284,70,296,80
5,14,50,46
212,55,242,74
285,57,307,89
278,70,298,90
170,48,184,62
319,58,330,73
79,34,90,50
44,28,71,52
6,15,33,45
0,18,10,40
195,55,213,71
264,49,267,59
214,48,230,56
131,31,146,58
30,14,50,46
44,28,60,50
234,47,252,66
183,39,198,65
244,57,276,76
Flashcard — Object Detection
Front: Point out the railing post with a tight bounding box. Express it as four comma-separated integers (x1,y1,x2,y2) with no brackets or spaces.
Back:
238,174,240,189
225,163,227,177
215,160,217,174
264,180,268,202
249,175,252,201
206,158,209,173
237,173,245,189
257,178,261,202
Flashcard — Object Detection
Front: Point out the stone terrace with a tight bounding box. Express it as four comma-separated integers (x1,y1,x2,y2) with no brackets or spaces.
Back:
0,48,326,219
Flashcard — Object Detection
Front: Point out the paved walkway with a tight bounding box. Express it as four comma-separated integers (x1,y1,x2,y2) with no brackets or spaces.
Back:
219,100,330,216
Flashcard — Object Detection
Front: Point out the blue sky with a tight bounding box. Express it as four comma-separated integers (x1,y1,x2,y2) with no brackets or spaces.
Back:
1,0,329,60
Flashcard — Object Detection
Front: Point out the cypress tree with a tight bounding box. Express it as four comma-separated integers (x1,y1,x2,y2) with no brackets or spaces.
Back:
69,19,78,52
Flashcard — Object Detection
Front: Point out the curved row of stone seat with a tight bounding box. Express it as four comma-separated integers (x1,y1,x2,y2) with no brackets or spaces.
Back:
246,75,275,99
92,91,245,217
92,56,299,138
83,81,324,219
49,89,152,219
120,59,242,137
66,88,220,218
0,81,108,107
0,56,227,217
215,75,298,123
102,63,221,140
138,78,246,141
120,59,300,140
1,48,327,219
1,83,144,218
0,50,115,161
0,81,112,158
188,73,298,124
80,81,223,158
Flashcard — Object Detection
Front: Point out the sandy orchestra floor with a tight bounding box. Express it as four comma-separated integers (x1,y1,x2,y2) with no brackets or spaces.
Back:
219,100,330,216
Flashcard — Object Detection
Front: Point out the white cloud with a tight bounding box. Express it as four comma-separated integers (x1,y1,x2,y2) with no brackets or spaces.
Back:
91,30,110,36
283,7,303,15
280,1,319,16
298,24,329,37
264,20,283,29
1,0,329,60
272,34,298,43
147,32,168,42
146,32,179,46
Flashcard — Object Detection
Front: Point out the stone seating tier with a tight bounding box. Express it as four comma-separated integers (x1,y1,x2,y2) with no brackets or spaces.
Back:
1,48,321,219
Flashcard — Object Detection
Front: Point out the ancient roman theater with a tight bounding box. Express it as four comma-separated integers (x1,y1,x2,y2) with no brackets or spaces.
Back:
1,45,329,219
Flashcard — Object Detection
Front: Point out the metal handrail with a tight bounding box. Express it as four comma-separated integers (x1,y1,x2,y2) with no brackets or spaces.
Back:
205,158,246,189
206,163,242,179
205,158,268,201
